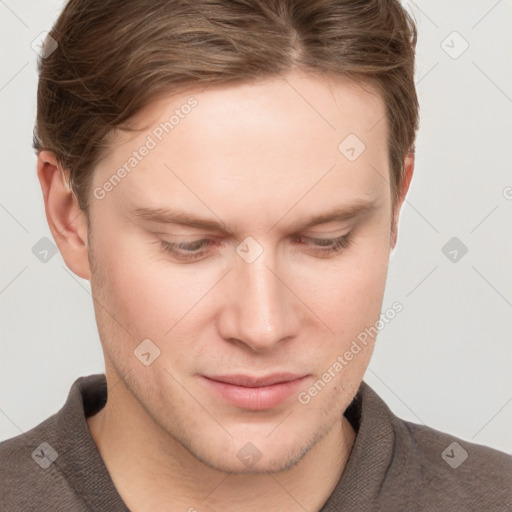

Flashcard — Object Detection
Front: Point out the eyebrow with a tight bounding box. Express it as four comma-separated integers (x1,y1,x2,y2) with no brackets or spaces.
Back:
127,198,377,235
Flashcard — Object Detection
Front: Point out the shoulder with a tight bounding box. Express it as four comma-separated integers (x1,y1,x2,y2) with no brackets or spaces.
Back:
353,381,512,511
0,374,109,511
395,417,512,509
0,414,88,510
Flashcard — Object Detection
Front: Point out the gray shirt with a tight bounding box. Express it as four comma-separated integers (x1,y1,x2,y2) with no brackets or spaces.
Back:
1,374,511,511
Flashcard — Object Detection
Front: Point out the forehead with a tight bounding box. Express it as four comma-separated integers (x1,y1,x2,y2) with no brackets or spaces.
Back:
91,71,389,228
105,70,387,158
122,71,386,147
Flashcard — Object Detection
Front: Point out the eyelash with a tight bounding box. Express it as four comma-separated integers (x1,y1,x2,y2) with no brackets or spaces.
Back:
159,232,353,262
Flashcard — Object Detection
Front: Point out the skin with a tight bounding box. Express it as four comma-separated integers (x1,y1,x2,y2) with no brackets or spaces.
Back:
37,70,413,511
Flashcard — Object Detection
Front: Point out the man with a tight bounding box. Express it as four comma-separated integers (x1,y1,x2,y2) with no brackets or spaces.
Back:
1,0,511,510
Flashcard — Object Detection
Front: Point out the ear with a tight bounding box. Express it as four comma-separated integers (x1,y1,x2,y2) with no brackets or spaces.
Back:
36,150,92,280
390,150,414,250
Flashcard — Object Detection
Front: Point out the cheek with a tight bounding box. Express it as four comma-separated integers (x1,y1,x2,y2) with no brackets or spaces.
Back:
295,230,390,372
91,224,193,338
300,239,389,330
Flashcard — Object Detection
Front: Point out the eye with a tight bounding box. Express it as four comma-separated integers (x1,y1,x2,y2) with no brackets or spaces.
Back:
159,239,211,261
293,232,353,257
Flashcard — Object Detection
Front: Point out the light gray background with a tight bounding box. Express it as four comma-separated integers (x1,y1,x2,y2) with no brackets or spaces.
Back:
1,0,511,453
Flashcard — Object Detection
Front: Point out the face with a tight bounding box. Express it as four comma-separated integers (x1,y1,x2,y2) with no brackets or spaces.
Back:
86,70,395,473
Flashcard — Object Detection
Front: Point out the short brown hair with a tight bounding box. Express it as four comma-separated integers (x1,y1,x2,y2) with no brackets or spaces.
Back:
33,0,419,216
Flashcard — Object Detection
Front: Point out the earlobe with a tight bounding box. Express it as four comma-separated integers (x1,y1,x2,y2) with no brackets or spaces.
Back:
36,150,92,280
390,150,415,250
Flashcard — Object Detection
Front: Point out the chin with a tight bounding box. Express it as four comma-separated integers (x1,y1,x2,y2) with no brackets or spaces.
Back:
184,424,329,475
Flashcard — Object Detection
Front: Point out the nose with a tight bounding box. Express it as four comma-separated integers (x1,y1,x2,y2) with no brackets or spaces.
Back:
217,245,300,353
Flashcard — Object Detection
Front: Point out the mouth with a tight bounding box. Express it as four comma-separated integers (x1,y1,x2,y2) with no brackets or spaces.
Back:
201,373,309,411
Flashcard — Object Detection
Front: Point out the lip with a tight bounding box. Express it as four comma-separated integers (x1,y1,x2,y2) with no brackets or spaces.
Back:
201,373,309,411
